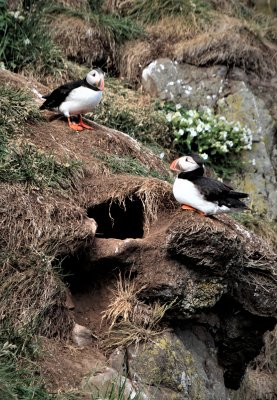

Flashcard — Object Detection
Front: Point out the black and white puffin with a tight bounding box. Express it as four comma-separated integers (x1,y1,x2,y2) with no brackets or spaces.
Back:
40,68,104,131
170,154,249,215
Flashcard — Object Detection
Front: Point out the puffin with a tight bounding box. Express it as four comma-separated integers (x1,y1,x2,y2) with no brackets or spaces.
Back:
170,154,249,216
40,68,104,131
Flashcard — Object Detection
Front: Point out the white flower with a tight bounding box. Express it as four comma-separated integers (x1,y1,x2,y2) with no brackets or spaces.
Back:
187,118,193,125
174,111,181,118
252,158,256,166
188,128,197,137
233,126,240,133
0,62,6,70
204,124,211,131
220,131,227,140
13,10,21,19
220,144,228,153
166,113,172,122
159,152,165,159
176,104,182,110
24,38,31,45
226,140,234,148
187,110,195,118
196,125,203,133
219,116,227,122
201,153,208,160
178,129,184,136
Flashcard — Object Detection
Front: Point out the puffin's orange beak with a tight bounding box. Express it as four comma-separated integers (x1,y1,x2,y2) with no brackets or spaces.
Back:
170,159,180,172
99,78,104,91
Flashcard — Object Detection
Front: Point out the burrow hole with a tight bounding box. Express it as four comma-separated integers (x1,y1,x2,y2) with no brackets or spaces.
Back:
87,197,144,239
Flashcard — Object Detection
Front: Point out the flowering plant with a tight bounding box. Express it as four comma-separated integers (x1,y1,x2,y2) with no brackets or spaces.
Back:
163,103,253,177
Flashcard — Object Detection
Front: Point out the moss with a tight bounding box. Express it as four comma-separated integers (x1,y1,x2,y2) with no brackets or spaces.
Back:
129,332,205,398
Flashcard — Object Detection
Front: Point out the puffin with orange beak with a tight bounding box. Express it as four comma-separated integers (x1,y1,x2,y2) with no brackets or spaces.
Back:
170,154,249,216
40,68,105,131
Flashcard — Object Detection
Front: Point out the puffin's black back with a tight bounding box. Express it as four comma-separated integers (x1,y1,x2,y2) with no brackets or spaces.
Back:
40,78,101,110
40,79,84,110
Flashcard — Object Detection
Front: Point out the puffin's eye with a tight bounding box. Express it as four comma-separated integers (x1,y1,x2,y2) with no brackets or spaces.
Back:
92,73,96,77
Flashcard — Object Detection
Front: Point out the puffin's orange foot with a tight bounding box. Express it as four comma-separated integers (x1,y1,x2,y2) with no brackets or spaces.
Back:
79,116,93,130
181,204,206,216
67,117,83,131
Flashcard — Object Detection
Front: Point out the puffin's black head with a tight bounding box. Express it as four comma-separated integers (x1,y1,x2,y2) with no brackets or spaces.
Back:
190,153,205,167
170,153,205,174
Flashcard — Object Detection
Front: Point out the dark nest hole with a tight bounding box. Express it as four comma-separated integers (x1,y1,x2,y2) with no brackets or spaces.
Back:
87,197,144,239
211,295,276,390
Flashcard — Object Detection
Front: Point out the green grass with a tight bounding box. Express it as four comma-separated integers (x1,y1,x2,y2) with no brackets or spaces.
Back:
126,0,211,23
0,325,53,400
94,78,170,147
0,0,64,76
92,150,171,182
47,3,144,45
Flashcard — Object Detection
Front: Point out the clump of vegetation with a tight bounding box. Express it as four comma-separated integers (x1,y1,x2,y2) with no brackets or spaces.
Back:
123,0,211,23
92,150,171,182
162,102,253,178
45,2,144,70
0,142,82,189
0,325,53,400
102,273,175,349
0,0,64,77
94,78,170,146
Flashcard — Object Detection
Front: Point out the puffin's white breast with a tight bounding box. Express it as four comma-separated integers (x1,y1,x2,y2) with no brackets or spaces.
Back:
173,178,230,215
59,87,102,116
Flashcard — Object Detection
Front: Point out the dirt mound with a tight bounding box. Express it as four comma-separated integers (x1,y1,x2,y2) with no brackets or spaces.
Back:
1,70,276,397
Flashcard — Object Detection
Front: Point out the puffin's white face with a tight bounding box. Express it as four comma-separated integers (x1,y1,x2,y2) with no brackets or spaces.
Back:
170,155,199,172
86,69,105,90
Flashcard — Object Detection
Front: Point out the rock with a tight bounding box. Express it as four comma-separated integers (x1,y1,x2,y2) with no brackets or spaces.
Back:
142,58,227,109
109,347,126,375
217,80,277,220
127,330,228,400
82,366,146,399
72,323,93,347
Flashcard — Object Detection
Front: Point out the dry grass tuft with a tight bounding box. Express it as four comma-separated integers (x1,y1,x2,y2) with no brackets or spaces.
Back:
0,254,74,338
103,0,136,15
102,272,175,349
49,15,113,67
102,272,147,329
119,39,170,83
173,18,277,77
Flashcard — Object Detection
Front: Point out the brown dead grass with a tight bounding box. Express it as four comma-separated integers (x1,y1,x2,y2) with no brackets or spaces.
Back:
49,15,114,67
102,272,174,350
103,0,136,15
173,19,277,77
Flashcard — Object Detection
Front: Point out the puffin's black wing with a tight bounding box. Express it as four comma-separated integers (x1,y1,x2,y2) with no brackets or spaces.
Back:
194,176,248,202
40,79,84,110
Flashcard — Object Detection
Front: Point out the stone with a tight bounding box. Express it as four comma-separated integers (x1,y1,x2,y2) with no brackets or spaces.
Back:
127,330,229,400
82,366,146,399
217,80,277,219
142,58,228,109
72,323,93,347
